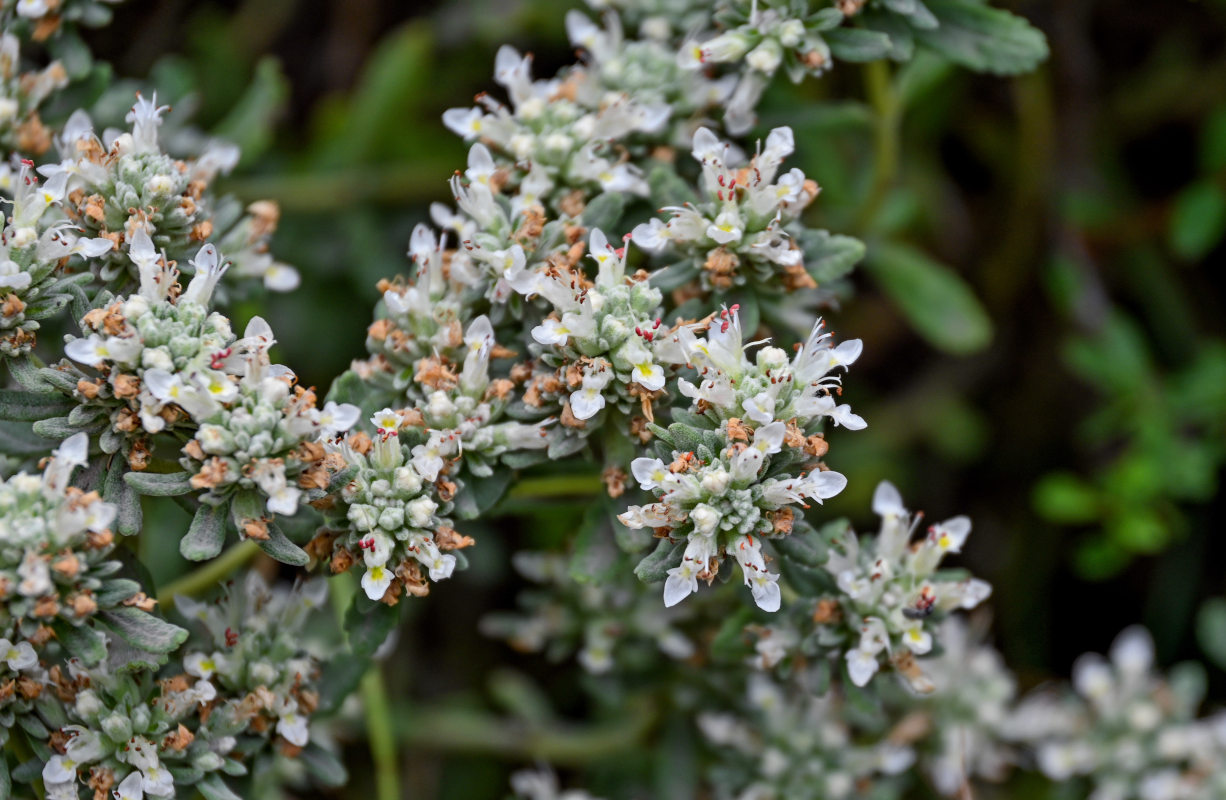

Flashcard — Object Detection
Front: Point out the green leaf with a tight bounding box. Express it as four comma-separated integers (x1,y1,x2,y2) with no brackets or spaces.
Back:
1168,180,1226,261
6,357,52,392
0,419,53,455
648,261,700,292
569,500,617,584
1032,473,1101,524
98,607,189,654
453,470,512,520
212,58,289,165
94,579,143,608
916,0,1049,75
0,747,10,800
579,192,627,232
318,600,401,715
1196,598,1226,671
106,463,143,537
647,163,699,207
181,502,229,561
300,743,347,787
824,28,895,62
802,231,866,283
866,241,993,354
634,538,684,583
254,522,310,566
124,470,194,497
31,416,92,439
196,774,243,800
52,621,107,665
0,390,76,422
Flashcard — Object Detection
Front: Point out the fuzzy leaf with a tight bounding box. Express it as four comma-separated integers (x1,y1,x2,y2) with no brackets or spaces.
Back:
634,538,684,583
580,192,627,233
31,416,93,439
453,469,512,520
254,522,310,566
916,0,1049,75
6,357,52,391
802,231,867,283
0,390,76,422
98,607,189,654
52,621,107,665
647,163,699,207
181,502,229,561
866,241,992,355
0,420,52,455
825,27,895,62
94,579,143,608
0,751,8,800
300,744,348,786
196,774,243,800
124,470,194,497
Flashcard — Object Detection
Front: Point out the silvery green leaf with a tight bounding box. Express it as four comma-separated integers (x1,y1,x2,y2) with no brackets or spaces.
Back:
916,0,1048,75
0,390,76,422
32,416,93,439
94,579,143,608
180,502,229,561
52,621,108,664
124,470,194,497
254,522,310,566
824,28,894,62
300,744,347,787
634,538,684,583
98,607,189,654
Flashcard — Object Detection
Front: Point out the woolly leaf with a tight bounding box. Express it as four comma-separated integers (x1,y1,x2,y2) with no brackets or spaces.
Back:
197,774,243,800
124,470,194,497
181,502,229,561
825,27,895,62
0,390,76,422
51,620,107,665
634,538,684,583
254,522,310,566
916,0,1048,75
802,230,866,283
98,607,189,654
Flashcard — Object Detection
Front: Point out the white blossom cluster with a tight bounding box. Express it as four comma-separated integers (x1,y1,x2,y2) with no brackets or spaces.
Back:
820,481,992,689
39,96,297,293
309,415,472,603
0,32,67,154
633,126,820,293
524,228,667,427
618,307,859,611
0,159,110,356
1010,627,1226,800
0,432,132,646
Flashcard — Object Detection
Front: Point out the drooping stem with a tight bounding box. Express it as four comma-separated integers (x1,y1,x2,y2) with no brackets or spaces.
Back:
156,540,260,609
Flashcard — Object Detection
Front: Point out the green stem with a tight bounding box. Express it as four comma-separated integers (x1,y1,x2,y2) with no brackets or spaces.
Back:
156,540,260,609
856,59,902,232
363,666,401,800
505,473,603,499
330,572,402,800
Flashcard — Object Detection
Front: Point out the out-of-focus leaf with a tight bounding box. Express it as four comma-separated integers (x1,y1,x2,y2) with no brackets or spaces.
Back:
824,28,895,62
916,0,1049,75
1168,179,1226,262
1196,598,1226,671
1033,473,1101,524
866,241,993,354
212,57,289,164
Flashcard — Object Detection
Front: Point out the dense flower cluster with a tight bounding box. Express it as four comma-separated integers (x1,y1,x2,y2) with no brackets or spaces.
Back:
0,433,151,655
618,308,861,610
0,32,67,154
820,481,992,689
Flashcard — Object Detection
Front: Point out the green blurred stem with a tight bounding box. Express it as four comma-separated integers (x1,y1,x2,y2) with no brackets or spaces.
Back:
156,540,260,608
363,667,400,800
506,473,603,499
857,59,902,231
394,696,657,765
330,572,402,800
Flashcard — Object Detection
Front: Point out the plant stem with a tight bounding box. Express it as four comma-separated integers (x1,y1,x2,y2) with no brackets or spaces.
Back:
330,572,402,800
156,540,260,609
363,666,401,800
856,59,902,232
505,473,603,499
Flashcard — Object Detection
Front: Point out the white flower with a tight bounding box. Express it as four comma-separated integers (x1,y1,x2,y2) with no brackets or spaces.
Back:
689,504,720,536
902,624,933,655
1,638,36,670
630,359,665,391
930,516,971,553
42,754,78,784
569,379,607,420
316,401,361,439
630,458,670,492
276,700,311,747
114,771,145,800
747,570,781,612
706,208,743,244
370,408,404,434
742,391,775,424
663,560,700,607
406,496,438,528
362,565,393,600
184,651,227,679
846,648,880,687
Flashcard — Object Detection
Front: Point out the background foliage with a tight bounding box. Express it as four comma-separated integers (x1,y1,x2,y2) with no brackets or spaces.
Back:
73,0,1226,796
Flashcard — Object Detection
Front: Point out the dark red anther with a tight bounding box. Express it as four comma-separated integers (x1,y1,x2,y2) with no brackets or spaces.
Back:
209,347,232,370
225,628,239,647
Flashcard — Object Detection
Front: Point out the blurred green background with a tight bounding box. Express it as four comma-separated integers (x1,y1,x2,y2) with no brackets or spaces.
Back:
74,0,1226,795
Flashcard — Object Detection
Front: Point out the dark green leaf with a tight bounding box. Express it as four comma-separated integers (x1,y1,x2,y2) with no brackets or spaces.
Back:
124,470,194,497
916,0,1048,75
1168,180,1226,261
634,538,684,583
98,607,188,654
196,774,243,800
181,502,229,561
1196,598,1226,671
0,390,76,422
254,522,310,566
825,28,895,62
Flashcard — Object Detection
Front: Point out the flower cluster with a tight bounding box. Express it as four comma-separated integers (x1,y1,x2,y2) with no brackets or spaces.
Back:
307,417,472,603
24,571,329,800
481,551,694,675
57,241,237,467
3,0,126,42
0,32,67,154
0,160,111,356
523,228,667,431
820,481,992,689
1010,627,1226,800
632,126,821,294
619,308,861,610
0,433,145,653
177,317,360,527
42,95,296,294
